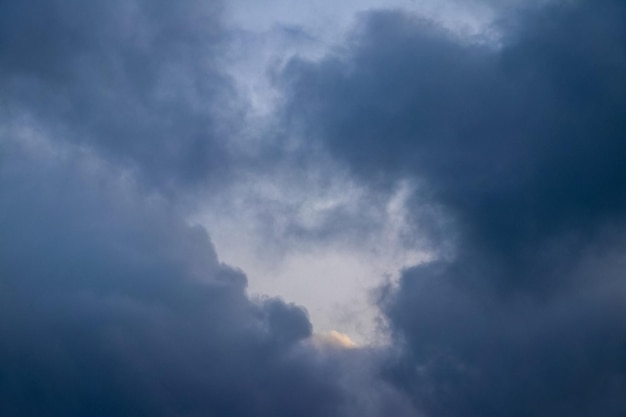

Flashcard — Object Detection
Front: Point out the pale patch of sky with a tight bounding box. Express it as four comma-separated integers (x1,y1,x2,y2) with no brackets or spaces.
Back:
193,174,432,345
194,0,492,344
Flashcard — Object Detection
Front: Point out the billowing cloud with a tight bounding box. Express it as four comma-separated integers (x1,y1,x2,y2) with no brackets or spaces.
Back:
0,1,411,416
0,139,415,416
0,129,347,416
0,0,243,192
4,0,626,415
282,0,626,415
284,1,626,266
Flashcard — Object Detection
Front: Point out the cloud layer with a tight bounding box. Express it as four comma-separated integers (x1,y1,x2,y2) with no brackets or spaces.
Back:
0,1,403,416
283,0,626,415
0,138,336,416
3,0,626,416
0,0,243,192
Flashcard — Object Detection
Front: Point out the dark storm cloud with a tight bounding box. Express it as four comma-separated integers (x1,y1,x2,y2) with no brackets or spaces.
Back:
0,141,417,417
380,259,626,417
283,1,626,282
0,0,239,190
0,1,417,415
0,139,347,417
282,0,626,415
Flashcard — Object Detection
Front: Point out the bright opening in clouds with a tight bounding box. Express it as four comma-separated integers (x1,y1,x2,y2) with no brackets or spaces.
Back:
202,0,491,344
194,175,431,344
3,0,626,416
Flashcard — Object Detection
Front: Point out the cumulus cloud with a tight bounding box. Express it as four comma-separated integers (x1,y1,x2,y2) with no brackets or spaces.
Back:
5,0,626,415
283,0,626,264
0,135,415,417
0,127,346,416
0,0,243,192
282,0,626,415
0,1,411,416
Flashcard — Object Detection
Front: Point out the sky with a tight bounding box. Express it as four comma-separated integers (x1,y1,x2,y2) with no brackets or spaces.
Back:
2,0,626,416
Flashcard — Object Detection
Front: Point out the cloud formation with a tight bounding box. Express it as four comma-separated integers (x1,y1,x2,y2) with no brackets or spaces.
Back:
284,1,626,270
4,0,626,416
283,0,626,415
0,1,410,416
1,126,361,416
0,0,243,192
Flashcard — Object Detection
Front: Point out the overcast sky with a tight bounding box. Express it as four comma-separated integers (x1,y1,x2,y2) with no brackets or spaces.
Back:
2,0,626,416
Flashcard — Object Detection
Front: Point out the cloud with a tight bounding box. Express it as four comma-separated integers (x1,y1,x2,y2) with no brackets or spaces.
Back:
313,331,357,349
0,0,242,192
283,1,626,271
0,129,347,416
0,1,416,415
380,258,626,417
5,0,626,415
282,0,626,415
0,135,417,417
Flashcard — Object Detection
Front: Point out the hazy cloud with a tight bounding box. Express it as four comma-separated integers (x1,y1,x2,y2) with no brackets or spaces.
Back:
0,1,413,415
4,0,626,415
0,0,241,192
282,0,626,415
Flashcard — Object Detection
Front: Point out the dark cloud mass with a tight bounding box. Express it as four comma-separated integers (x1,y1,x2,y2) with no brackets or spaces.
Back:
0,140,349,417
4,0,626,416
283,0,626,415
284,1,626,272
0,1,408,416
0,143,408,417
0,0,240,191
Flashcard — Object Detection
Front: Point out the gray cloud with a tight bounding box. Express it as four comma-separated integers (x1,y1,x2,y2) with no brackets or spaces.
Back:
283,0,626,285
380,258,626,417
5,0,626,415
282,0,626,415
0,136,346,416
0,142,415,417
0,1,416,415
0,0,241,192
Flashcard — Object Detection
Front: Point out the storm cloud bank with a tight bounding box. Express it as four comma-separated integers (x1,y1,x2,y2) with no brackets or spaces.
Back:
283,0,626,415
0,139,336,417
0,0,244,191
3,0,626,416
0,1,407,416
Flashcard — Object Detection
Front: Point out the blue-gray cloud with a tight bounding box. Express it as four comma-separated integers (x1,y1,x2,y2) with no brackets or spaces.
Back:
283,2,626,273
0,137,351,416
0,0,241,192
282,0,626,415
0,1,413,416
5,0,626,415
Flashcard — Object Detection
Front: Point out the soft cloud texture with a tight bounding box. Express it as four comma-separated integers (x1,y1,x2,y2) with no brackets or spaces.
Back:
0,1,410,416
3,0,626,416
0,132,340,416
283,0,626,415
0,0,242,192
